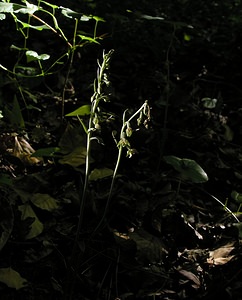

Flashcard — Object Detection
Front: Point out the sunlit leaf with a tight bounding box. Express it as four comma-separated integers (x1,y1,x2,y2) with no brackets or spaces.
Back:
19,21,48,30
0,267,28,290
184,33,191,41
0,3,15,13
140,14,164,21
31,193,59,211
26,50,50,63
66,104,91,116
0,2,38,14
163,155,208,183
92,15,105,22
77,35,100,44
0,13,6,20
15,2,38,14
39,1,58,9
89,168,113,181
18,204,44,239
201,97,217,109
60,6,87,19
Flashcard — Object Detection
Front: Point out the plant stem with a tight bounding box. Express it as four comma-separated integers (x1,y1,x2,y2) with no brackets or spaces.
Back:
61,18,78,120
91,102,148,234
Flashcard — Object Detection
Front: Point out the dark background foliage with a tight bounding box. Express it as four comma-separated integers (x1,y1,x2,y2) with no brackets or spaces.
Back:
1,0,242,299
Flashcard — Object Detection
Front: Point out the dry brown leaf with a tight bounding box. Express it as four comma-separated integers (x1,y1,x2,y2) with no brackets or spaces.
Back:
13,136,42,166
178,269,201,289
207,242,235,265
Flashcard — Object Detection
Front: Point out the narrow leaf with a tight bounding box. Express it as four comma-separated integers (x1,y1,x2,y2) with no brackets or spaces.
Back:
66,104,91,116
78,35,100,44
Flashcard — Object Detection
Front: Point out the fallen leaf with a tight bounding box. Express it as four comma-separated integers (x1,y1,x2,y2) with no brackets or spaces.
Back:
178,269,200,289
207,242,235,265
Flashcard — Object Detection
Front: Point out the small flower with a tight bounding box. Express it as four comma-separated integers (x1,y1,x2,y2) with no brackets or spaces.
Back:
118,138,130,148
126,148,138,158
125,126,133,137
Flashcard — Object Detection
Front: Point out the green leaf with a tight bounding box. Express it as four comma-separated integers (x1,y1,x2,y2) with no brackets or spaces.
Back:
92,15,105,22
26,50,50,63
234,222,242,239
0,174,13,186
0,267,28,290
184,33,191,41
0,13,6,20
32,147,60,157
89,168,113,181
5,95,25,128
0,3,14,13
58,123,85,154
77,35,100,44
19,21,48,30
61,7,87,19
39,1,59,9
18,204,44,239
201,97,217,109
10,44,27,51
163,155,208,183
0,2,38,14
66,104,91,116
231,190,242,203
59,146,89,167
31,193,59,211
0,199,14,251
14,2,38,14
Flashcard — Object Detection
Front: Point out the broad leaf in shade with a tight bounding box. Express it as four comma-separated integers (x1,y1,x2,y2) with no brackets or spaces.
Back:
89,168,113,181
31,193,59,211
0,199,14,251
163,155,208,183
18,204,44,239
0,267,27,290
31,147,60,157
58,146,90,167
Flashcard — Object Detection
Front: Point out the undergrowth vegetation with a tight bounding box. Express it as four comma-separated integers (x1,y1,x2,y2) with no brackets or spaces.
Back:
0,0,242,299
